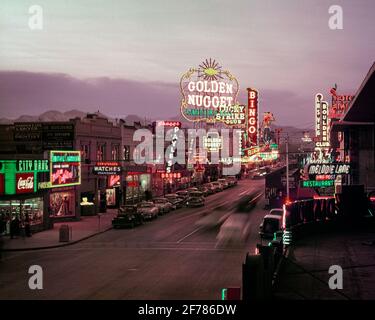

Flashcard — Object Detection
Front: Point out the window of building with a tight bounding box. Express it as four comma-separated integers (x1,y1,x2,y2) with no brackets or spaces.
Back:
81,144,90,161
123,145,130,161
97,144,106,161
112,145,119,161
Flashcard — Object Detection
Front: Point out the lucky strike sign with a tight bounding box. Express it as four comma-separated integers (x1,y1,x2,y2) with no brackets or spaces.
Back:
16,173,34,194
180,59,239,124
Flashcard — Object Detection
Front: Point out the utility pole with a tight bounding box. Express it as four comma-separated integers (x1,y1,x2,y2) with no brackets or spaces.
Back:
286,134,290,201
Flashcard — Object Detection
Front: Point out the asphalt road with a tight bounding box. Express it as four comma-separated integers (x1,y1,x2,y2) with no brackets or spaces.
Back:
0,178,267,300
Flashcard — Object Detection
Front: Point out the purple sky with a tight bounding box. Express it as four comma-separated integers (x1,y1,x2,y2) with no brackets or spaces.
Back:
0,0,374,128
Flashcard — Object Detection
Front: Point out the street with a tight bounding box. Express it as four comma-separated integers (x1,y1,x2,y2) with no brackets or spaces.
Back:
0,178,266,300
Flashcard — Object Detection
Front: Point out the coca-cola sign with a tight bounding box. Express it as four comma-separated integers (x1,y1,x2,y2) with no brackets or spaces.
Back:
16,173,34,194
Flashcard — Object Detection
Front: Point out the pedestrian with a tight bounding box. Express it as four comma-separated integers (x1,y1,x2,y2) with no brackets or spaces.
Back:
25,215,32,237
0,214,6,236
14,215,20,237
19,216,26,239
10,217,16,239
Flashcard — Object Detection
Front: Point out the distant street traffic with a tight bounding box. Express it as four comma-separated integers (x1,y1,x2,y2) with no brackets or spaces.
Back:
0,178,266,299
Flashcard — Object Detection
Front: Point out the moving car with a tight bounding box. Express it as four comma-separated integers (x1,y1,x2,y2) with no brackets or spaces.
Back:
153,197,175,213
236,191,263,212
112,205,143,229
259,214,283,239
216,213,250,246
137,201,159,220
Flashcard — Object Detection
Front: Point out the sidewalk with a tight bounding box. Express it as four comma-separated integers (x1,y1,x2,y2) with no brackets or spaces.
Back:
0,210,116,251
274,230,375,300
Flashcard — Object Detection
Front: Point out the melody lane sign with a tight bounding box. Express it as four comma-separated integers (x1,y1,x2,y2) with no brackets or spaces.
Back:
308,163,350,175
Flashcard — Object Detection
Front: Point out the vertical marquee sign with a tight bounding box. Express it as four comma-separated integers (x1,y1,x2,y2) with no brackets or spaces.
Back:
180,59,239,123
315,93,330,152
246,88,259,147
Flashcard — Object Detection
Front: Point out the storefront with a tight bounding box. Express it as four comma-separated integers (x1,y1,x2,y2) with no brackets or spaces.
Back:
0,159,50,234
0,196,45,234
93,162,122,209
123,165,151,204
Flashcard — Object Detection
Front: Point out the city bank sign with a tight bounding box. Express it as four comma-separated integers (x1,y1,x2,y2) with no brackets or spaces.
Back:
180,58,239,123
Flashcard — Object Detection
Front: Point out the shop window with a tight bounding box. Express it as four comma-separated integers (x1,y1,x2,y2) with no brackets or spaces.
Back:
49,191,75,217
0,198,43,235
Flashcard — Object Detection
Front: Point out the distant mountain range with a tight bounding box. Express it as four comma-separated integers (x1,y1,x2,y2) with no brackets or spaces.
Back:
0,109,313,144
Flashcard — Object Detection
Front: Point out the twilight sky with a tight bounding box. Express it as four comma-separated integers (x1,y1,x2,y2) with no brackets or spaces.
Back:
0,0,374,128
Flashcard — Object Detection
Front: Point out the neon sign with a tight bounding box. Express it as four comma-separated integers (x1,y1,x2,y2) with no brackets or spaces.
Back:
329,84,354,119
315,93,330,150
301,180,334,188
203,133,223,152
180,59,239,123
93,162,122,175
308,163,350,175
50,151,81,188
246,88,259,147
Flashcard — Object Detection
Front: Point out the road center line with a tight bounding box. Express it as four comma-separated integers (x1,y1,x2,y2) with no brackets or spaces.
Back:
176,226,203,243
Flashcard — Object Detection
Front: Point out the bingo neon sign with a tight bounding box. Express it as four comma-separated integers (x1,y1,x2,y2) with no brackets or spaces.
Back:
247,88,259,147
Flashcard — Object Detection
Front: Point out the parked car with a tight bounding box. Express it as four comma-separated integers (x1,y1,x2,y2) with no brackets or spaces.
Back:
112,205,143,229
187,187,199,193
186,194,205,207
211,181,224,192
165,194,184,208
226,176,238,186
252,171,266,179
259,214,283,239
218,178,230,189
269,208,283,217
198,186,209,196
204,183,216,194
176,190,189,199
153,197,175,212
137,201,159,220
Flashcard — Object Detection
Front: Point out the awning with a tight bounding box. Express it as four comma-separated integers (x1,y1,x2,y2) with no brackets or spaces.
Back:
330,120,374,132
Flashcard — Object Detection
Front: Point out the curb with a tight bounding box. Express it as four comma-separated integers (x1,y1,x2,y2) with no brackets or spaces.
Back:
0,226,113,252
272,245,293,287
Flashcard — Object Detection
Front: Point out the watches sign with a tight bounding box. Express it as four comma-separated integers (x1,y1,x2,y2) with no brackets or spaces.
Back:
93,162,122,175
